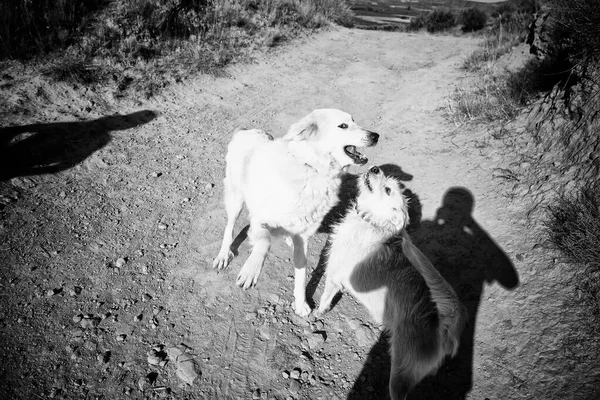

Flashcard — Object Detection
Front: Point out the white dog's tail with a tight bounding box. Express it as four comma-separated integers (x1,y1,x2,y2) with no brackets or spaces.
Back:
401,231,467,357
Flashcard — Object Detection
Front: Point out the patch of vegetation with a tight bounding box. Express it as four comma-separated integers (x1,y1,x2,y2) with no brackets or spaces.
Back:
407,8,456,34
460,7,487,32
0,0,354,98
546,182,600,329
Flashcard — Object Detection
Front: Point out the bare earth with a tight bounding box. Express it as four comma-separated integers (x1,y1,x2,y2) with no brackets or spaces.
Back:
1,28,598,399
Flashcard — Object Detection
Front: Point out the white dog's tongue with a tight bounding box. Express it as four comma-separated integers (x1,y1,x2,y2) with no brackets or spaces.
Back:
345,145,368,165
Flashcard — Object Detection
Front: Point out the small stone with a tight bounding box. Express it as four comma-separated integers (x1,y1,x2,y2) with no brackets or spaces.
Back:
80,317,99,329
158,223,168,230
101,312,111,320
147,353,162,365
301,371,309,381
141,265,149,274
115,258,127,269
97,351,110,364
46,288,61,297
142,293,152,302
282,370,290,379
116,334,127,342
307,331,326,349
289,379,301,394
290,368,301,380
309,375,317,385
204,183,214,190
134,314,142,322
73,314,83,323
312,320,325,331
252,389,261,399
151,172,162,178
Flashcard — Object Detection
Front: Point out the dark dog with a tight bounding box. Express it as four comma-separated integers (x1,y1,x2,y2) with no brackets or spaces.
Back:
316,166,467,399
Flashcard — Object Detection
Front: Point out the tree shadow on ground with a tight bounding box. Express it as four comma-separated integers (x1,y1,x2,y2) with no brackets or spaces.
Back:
0,110,157,181
347,186,520,400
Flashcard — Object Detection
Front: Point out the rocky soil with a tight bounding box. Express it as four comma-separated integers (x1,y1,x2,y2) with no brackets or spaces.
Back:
0,27,598,399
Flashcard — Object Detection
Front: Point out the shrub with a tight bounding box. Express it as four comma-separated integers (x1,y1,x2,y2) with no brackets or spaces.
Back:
546,183,600,272
426,9,456,33
461,7,487,32
407,12,428,31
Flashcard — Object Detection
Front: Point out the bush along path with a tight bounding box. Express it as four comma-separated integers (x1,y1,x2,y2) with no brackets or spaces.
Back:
0,27,598,400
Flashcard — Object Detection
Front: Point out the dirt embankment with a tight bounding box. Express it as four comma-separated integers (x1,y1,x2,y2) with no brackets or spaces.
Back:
1,27,598,400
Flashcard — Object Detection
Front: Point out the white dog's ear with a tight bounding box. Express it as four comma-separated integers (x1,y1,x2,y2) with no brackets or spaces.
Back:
283,114,319,141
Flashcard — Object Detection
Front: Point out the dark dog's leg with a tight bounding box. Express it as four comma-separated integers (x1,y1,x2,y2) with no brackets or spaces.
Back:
315,276,341,316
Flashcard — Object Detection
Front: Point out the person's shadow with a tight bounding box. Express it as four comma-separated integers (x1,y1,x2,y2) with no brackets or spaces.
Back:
0,110,157,181
346,186,520,400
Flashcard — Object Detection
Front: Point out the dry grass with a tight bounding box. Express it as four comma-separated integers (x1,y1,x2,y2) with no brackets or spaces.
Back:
0,0,353,98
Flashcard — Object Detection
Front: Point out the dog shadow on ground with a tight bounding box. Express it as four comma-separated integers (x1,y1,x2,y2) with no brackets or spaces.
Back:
345,186,520,400
0,110,157,181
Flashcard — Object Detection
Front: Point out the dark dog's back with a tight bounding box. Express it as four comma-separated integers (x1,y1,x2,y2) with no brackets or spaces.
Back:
350,239,455,399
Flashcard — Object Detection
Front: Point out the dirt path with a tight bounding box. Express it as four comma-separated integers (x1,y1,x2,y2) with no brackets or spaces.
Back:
1,27,598,400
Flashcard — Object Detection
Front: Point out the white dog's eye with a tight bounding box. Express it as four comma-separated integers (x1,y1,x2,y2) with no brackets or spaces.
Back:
385,187,391,195
338,123,348,129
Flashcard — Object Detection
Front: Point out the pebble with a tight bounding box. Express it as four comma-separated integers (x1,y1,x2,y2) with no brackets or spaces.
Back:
307,331,326,350
46,288,61,297
97,351,110,364
354,325,374,347
147,352,163,365
115,258,127,269
151,172,162,178
142,293,152,302
158,223,168,230
116,334,127,342
73,314,83,323
141,265,149,274
290,368,301,380
80,317,99,329
204,183,214,190
134,314,142,322
289,379,301,394
282,370,290,379
252,389,261,399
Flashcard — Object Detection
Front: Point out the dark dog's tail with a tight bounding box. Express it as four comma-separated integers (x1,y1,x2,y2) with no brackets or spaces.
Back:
401,231,467,357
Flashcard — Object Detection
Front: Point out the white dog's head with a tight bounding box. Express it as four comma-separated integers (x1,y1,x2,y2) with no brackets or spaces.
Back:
356,166,409,233
283,109,379,168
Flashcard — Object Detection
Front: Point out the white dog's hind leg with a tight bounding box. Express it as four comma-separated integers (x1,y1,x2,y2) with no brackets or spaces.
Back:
292,235,312,317
213,176,244,269
236,222,271,289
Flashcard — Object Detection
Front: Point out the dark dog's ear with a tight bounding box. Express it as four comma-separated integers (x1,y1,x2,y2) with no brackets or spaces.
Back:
283,113,319,141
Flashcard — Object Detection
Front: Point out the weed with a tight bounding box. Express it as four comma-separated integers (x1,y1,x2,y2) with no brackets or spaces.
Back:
425,9,456,33
0,0,353,98
460,7,487,33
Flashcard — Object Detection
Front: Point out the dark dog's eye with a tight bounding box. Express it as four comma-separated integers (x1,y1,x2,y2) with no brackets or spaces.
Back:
385,187,391,195
338,123,348,129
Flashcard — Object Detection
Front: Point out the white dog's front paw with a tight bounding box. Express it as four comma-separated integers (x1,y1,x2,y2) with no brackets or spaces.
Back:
212,249,233,270
294,301,312,317
236,261,261,289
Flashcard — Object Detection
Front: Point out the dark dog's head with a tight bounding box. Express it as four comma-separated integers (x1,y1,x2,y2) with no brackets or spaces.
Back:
356,166,409,233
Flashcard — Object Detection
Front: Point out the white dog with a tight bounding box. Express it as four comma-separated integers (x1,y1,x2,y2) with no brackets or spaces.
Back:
213,109,379,316
317,166,467,399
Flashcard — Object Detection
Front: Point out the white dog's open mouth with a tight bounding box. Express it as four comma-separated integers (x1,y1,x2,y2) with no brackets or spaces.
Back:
344,145,368,165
